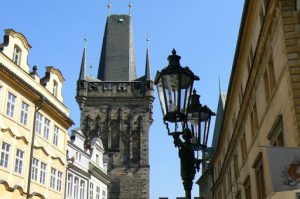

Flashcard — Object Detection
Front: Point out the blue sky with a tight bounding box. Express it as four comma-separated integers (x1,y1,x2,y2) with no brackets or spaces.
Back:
0,1,244,198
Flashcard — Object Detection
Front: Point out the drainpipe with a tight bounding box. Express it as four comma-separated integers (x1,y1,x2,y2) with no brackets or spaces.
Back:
26,96,44,199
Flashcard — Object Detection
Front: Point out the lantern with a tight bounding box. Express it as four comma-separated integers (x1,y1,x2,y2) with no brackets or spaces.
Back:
155,49,199,135
187,89,215,151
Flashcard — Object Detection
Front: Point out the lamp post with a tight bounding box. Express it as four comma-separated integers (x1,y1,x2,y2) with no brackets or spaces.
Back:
154,49,215,199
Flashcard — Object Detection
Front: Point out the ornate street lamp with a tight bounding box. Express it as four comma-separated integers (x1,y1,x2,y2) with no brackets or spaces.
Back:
155,49,215,199
155,48,199,134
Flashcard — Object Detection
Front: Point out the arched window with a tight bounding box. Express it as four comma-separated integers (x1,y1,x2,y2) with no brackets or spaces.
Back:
12,45,21,65
52,80,58,96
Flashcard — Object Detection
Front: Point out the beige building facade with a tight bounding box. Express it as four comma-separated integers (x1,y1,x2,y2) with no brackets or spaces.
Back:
0,29,73,198
204,0,300,199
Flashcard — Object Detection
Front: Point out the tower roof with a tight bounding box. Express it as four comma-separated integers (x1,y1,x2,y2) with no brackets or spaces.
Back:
97,14,136,81
145,48,150,80
78,38,87,81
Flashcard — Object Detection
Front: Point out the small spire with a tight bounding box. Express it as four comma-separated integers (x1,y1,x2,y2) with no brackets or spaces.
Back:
218,75,221,95
129,1,133,16
145,36,151,80
107,1,111,16
78,37,87,81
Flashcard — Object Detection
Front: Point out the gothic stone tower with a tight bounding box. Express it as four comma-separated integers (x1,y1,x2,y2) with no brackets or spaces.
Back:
76,14,154,199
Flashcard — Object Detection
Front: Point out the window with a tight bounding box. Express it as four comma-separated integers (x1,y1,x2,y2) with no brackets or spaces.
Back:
0,142,10,168
75,151,82,162
31,158,39,181
234,153,238,179
14,149,24,174
79,180,85,199
253,153,266,199
102,190,106,199
20,102,29,125
57,171,63,192
40,162,47,184
263,70,270,101
268,115,284,146
74,177,79,199
89,182,94,199
263,56,276,102
96,154,99,165
12,45,21,65
67,174,73,197
6,92,16,118
35,112,43,135
259,8,265,26
52,80,58,96
96,186,100,199
250,103,258,139
247,47,254,73
239,85,243,107
53,126,59,146
50,168,56,189
296,192,300,199
228,167,232,194
241,133,247,162
243,176,252,199
43,118,50,140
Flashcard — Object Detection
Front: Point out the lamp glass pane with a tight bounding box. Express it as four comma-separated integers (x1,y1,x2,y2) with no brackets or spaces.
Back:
187,113,201,150
162,74,179,114
156,80,167,117
180,74,193,114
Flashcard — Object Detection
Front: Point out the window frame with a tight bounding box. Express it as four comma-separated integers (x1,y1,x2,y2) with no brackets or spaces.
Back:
12,45,22,65
243,175,252,199
39,162,47,184
267,115,284,146
6,92,16,118
35,112,43,135
0,142,11,168
43,118,50,140
53,126,59,146
252,153,266,199
31,158,39,181
89,182,94,199
14,149,24,174
57,171,63,192
20,101,29,126
67,173,73,197
50,167,57,189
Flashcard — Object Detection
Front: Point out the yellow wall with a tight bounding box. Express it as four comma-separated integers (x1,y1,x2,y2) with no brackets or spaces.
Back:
0,30,72,198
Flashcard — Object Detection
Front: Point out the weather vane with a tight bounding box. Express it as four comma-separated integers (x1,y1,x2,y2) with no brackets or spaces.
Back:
107,1,111,16
146,35,150,49
128,1,133,16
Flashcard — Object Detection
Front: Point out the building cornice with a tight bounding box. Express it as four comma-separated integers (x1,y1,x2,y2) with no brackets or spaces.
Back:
89,162,111,185
0,62,74,127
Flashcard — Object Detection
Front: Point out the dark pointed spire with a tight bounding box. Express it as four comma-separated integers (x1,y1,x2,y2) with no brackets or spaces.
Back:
145,36,151,80
78,37,87,81
97,14,137,81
